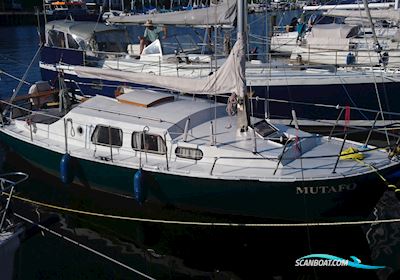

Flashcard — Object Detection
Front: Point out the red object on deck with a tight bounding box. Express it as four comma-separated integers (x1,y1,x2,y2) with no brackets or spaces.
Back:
344,105,351,130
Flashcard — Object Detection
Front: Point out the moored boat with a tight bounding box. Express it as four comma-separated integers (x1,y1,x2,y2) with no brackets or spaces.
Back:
2,35,400,221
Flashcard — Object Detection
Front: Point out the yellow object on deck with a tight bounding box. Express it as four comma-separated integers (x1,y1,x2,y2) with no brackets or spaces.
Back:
339,147,364,160
45,102,60,107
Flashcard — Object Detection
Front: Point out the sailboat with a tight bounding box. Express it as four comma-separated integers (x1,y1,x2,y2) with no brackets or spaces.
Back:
285,1,400,66
1,0,400,222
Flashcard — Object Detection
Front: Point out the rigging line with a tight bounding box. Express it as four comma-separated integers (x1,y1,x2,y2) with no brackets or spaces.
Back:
356,3,390,146
13,212,157,280
9,44,42,105
281,60,295,112
0,100,61,120
382,74,400,83
293,109,315,272
337,76,369,120
247,12,267,26
7,193,400,227
0,70,32,86
260,97,400,117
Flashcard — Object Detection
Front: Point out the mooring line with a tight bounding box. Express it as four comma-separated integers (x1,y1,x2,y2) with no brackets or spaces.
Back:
5,193,400,227
14,212,157,280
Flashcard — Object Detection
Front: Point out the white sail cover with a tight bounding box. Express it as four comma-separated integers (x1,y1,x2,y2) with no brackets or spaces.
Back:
106,0,237,27
306,24,359,50
74,37,246,97
308,24,359,39
323,9,400,22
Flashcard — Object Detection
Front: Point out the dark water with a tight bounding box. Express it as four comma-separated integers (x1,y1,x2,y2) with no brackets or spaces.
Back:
1,13,400,280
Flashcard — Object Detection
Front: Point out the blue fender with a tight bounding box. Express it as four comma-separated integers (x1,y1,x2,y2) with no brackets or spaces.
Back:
134,168,146,204
60,153,73,184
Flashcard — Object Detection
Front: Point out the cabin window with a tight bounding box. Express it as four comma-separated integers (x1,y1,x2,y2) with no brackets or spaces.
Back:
67,34,80,49
94,31,130,53
91,125,123,147
175,147,203,160
131,132,166,155
48,30,66,48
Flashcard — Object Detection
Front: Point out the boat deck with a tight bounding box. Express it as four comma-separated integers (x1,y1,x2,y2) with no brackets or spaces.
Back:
6,115,394,182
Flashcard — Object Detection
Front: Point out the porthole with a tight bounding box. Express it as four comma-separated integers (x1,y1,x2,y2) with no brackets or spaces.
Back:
77,126,84,135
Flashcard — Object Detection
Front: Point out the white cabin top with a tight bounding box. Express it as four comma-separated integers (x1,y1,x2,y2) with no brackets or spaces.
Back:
70,89,226,137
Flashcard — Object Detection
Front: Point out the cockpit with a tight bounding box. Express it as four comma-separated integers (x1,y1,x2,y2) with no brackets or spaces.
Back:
141,34,212,63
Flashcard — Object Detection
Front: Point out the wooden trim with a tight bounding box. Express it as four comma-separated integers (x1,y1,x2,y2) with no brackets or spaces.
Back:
117,96,174,108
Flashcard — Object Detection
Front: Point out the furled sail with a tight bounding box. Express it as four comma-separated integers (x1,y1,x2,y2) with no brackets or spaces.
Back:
323,9,400,22
74,37,246,97
306,23,360,50
106,0,236,27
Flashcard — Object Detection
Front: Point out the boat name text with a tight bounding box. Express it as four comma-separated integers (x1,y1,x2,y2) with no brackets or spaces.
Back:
296,183,357,195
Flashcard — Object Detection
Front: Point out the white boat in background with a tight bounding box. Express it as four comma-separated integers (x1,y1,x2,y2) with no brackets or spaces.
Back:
248,0,269,13
271,1,400,60
101,10,124,21
291,0,400,67
289,23,400,66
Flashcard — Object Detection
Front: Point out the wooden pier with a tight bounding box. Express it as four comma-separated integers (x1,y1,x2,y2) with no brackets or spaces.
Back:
0,11,36,26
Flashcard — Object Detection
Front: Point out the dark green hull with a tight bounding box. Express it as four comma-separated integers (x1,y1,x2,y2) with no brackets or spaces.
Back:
1,131,396,221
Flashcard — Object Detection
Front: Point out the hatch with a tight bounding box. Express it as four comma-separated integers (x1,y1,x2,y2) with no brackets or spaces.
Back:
116,89,174,108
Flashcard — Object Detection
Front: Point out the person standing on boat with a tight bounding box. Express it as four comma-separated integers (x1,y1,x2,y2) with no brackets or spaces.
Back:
296,18,306,44
138,19,167,55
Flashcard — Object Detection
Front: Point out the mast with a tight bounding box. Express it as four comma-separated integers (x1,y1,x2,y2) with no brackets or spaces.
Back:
43,0,48,25
236,0,249,132
362,0,382,56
